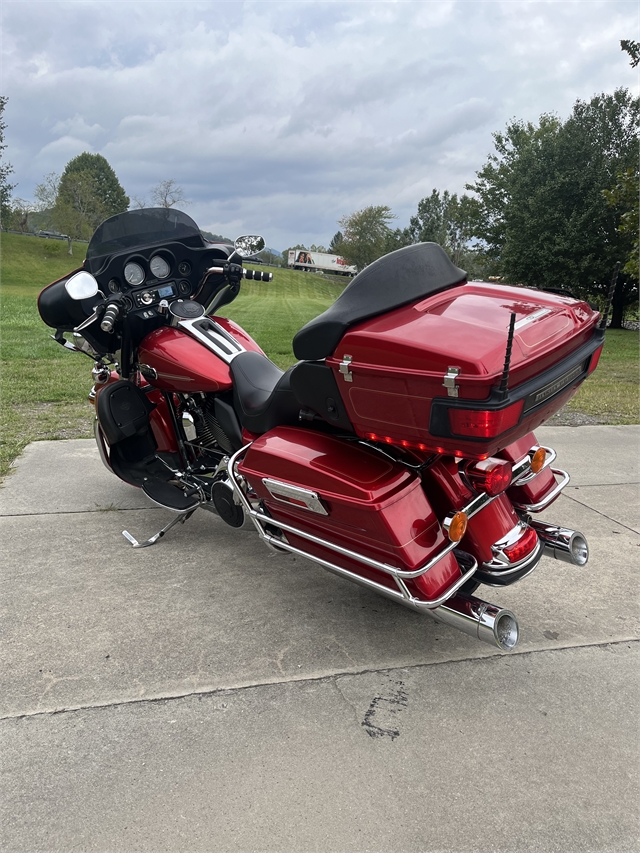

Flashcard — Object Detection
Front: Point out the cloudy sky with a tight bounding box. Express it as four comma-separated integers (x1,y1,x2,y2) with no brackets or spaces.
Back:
2,0,638,250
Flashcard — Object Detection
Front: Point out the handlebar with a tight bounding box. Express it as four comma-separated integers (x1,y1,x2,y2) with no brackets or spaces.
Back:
205,265,273,282
100,302,121,333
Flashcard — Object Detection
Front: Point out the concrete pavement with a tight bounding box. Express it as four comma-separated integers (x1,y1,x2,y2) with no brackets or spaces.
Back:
1,425,638,852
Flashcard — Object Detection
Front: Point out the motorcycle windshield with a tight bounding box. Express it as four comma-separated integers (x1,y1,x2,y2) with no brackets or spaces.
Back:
86,208,204,259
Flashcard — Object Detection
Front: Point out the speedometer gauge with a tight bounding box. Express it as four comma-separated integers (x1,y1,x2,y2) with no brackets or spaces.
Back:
124,262,145,286
150,255,170,279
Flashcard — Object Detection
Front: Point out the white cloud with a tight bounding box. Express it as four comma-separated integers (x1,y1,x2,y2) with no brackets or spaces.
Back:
2,0,637,248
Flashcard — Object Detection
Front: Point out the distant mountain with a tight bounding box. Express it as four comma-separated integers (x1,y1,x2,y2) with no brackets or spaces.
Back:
201,230,233,244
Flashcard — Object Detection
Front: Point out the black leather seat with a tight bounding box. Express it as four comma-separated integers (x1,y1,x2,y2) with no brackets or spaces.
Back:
292,242,466,361
231,351,301,435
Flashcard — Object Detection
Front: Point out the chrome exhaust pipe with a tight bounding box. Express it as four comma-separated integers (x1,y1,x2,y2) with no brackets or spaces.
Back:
529,520,589,566
430,594,520,652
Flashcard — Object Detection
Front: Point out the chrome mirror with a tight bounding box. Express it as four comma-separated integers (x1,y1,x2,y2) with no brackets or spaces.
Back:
65,271,99,301
234,235,265,258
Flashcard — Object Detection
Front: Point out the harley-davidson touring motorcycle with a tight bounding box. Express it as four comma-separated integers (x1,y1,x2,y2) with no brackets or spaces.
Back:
38,207,608,652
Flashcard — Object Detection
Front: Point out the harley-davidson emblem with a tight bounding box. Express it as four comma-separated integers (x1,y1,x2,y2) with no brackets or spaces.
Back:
524,362,585,411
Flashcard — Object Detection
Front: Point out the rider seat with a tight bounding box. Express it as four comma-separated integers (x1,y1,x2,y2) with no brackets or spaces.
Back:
230,351,301,435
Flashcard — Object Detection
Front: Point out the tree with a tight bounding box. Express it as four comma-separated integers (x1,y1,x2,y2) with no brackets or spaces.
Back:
34,172,61,212
621,39,640,68
55,170,110,249
405,189,480,266
49,154,129,253
0,96,16,228
150,179,188,208
8,198,37,232
604,167,639,282
337,205,396,270
58,153,129,216
467,89,639,326
329,231,343,254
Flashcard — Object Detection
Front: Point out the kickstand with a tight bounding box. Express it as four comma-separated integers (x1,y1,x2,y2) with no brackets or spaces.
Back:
122,509,197,549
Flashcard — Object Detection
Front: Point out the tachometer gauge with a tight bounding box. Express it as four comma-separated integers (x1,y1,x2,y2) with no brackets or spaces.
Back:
150,255,170,279
124,262,145,286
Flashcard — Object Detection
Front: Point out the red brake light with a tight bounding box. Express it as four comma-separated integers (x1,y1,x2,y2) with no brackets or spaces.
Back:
503,526,539,563
449,400,524,438
466,458,512,496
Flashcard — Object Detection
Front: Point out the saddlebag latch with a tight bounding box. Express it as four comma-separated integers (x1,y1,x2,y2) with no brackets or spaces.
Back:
443,366,460,397
339,355,353,383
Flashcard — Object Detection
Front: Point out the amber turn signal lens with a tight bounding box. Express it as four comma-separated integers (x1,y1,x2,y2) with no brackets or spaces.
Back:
530,447,546,474
447,511,468,543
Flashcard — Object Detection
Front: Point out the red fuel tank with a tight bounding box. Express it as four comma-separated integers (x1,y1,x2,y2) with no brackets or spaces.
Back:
138,327,233,393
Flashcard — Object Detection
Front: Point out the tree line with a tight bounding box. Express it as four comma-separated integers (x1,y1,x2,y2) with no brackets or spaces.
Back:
1,54,637,324
332,87,638,328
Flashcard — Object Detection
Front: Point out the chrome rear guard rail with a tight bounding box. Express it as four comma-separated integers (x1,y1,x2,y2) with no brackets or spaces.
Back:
511,468,570,513
227,444,478,609
225,439,566,609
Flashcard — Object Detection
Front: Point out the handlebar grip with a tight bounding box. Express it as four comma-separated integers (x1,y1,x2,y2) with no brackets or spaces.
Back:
100,302,120,333
243,269,273,282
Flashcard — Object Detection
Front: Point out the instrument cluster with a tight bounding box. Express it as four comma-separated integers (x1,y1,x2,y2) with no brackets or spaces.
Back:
95,244,230,312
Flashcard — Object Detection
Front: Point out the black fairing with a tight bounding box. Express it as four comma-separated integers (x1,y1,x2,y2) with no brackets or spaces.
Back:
86,208,205,259
38,272,100,331
292,242,466,361
97,380,156,445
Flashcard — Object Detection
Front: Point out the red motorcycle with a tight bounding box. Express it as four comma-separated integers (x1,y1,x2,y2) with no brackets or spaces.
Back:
38,207,607,652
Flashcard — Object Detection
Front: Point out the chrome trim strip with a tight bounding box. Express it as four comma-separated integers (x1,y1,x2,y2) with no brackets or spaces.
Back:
177,317,246,364
514,308,551,329
94,419,112,473
262,478,328,516
512,467,570,512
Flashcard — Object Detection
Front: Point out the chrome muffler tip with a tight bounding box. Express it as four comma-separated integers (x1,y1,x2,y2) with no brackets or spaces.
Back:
530,521,589,566
432,595,520,652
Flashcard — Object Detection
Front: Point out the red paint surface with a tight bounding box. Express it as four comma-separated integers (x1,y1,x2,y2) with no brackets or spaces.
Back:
139,326,233,392
239,427,461,600
326,283,599,458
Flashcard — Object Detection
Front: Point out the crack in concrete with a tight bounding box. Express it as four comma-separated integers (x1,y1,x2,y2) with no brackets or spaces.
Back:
0,506,159,518
562,492,640,535
2,637,637,723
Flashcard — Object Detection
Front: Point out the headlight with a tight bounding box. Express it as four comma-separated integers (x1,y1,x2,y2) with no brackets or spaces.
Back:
150,255,170,279
124,262,145,286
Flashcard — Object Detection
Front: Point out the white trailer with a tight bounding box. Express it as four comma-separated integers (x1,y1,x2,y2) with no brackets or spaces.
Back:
288,249,356,276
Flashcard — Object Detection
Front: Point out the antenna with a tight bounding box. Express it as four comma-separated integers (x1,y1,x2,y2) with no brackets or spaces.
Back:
598,261,621,330
499,312,516,400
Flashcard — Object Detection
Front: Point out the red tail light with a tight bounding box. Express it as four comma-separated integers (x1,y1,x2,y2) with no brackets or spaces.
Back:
588,345,603,375
503,526,539,563
449,400,524,438
466,458,512,496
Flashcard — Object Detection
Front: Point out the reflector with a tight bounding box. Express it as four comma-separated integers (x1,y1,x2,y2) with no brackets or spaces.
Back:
530,447,546,474
447,511,468,543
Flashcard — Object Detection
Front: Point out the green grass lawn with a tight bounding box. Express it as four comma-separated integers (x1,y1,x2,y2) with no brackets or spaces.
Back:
1,230,638,480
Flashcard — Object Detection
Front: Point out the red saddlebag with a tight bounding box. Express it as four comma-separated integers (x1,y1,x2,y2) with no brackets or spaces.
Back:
238,426,461,601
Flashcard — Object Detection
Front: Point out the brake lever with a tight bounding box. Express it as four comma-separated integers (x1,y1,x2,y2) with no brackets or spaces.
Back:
73,307,103,333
